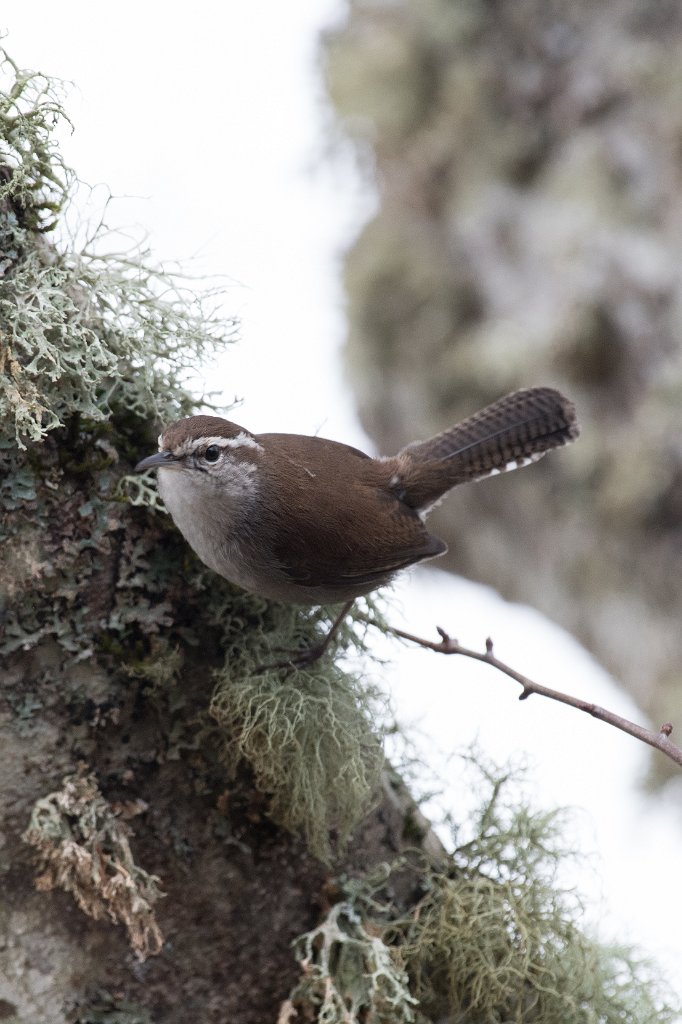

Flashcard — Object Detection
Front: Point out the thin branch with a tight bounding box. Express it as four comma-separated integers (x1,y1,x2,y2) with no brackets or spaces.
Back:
384,622,682,771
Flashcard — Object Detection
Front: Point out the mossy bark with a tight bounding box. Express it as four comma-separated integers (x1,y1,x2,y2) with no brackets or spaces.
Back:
0,429,430,1023
2,656,423,1022
0,53,417,1022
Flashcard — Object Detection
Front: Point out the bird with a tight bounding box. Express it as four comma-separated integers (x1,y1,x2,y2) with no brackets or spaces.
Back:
135,386,579,662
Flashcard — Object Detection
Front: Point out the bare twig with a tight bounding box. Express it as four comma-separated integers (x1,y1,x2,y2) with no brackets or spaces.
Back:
384,622,682,771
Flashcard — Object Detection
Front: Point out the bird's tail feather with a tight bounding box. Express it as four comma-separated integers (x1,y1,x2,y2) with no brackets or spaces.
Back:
398,386,579,511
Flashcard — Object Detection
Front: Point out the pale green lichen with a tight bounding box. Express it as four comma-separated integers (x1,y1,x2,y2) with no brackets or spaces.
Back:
288,755,679,1023
115,470,166,511
0,46,235,450
290,900,417,1024
211,599,387,863
0,228,235,448
0,47,72,231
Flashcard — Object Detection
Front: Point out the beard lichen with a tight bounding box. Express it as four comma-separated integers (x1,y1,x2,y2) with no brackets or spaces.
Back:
286,755,679,1024
210,599,388,864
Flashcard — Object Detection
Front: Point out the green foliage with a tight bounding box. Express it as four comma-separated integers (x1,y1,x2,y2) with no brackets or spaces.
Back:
211,600,387,863
289,755,679,1024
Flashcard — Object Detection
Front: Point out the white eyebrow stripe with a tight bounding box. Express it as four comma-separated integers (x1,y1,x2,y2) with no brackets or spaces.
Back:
171,432,264,457
221,433,263,451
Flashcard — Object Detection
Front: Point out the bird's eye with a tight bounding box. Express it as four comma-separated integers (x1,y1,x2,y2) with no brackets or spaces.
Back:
204,445,221,463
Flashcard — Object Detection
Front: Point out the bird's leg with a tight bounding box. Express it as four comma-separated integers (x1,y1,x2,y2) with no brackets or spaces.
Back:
256,599,355,673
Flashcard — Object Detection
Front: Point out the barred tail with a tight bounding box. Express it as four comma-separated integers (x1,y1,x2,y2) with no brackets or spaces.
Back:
399,387,579,511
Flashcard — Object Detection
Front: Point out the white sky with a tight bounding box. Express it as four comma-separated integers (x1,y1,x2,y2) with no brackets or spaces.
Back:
4,2,682,1008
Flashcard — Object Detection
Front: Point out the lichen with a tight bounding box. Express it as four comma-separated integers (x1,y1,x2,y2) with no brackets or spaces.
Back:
0,45,235,451
288,755,680,1023
22,773,164,961
69,990,153,1024
0,47,72,233
0,209,235,449
289,899,417,1023
211,599,387,863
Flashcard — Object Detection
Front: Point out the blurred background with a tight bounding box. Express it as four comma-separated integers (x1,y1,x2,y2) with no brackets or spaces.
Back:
4,0,682,1000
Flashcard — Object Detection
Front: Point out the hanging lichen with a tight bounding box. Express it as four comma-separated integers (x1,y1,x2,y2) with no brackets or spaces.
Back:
287,755,679,1023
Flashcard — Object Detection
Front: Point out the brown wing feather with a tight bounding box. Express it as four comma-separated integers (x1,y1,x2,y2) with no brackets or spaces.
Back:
257,433,445,595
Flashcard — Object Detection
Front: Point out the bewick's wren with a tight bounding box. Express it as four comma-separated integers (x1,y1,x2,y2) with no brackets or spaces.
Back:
135,387,579,607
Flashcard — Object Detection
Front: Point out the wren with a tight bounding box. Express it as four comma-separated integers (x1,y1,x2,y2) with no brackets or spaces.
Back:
135,387,579,660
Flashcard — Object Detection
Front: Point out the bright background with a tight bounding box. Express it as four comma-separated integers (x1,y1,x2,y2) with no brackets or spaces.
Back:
4,2,681,1002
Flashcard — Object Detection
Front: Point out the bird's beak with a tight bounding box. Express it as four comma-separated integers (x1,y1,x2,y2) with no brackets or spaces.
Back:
134,450,179,473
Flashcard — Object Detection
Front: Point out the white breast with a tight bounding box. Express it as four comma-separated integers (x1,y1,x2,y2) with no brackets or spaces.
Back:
157,465,269,593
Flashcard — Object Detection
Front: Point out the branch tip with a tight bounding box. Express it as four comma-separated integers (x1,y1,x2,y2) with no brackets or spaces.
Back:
377,619,682,771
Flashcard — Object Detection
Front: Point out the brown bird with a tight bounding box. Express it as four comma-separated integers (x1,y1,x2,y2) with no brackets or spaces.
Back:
136,386,578,660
